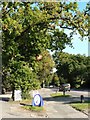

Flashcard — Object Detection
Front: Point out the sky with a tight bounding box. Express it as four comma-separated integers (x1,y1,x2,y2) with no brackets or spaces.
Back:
63,2,89,56
52,2,89,73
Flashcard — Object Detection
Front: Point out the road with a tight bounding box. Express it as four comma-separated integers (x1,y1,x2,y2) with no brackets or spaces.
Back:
67,89,89,97
38,88,89,118
0,101,2,120
0,88,89,119
50,87,89,99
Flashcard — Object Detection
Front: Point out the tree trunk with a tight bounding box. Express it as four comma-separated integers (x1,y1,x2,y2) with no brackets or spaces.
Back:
12,85,15,101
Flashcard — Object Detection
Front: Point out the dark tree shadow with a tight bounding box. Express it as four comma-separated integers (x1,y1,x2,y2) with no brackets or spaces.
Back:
42,88,90,104
20,102,32,106
43,96,90,104
0,97,10,102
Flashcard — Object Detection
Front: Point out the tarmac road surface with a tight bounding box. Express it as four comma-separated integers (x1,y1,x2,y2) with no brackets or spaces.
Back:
38,88,89,118
0,88,89,119
0,101,2,119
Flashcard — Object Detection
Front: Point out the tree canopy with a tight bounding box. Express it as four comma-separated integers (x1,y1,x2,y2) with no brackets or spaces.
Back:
53,52,89,88
1,2,89,98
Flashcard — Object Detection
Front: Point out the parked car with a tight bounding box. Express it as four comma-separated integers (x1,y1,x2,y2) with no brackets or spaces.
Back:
59,83,70,91
49,85,54,88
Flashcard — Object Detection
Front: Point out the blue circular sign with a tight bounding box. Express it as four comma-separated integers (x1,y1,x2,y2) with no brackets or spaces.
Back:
34,94,41,106
32,94,44,107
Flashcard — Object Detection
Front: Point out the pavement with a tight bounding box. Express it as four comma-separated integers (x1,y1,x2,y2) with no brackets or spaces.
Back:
0,101,2,120
0,88,89,119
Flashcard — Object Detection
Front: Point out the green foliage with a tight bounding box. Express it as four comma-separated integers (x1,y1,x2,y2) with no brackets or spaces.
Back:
5,61,40,99
51,73,59,86
50,29,72,52
1,2,89,96
21,92,31,100
35,50,55,86
54,52,89,88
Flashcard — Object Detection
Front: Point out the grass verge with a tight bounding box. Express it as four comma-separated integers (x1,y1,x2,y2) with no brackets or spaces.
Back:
50,92,71,98
70,100,90,112
20,98,44,112
22,105,44,112
9,98,44,112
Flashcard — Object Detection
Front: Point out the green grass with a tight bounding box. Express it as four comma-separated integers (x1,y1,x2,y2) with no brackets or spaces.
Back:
22,105,44,112
50,92,71,98
20,98,44,112
70,101,90,112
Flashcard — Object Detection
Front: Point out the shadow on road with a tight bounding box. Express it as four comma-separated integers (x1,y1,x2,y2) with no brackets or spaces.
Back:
20,102,32,106
42,87,90,103
43,96,90,104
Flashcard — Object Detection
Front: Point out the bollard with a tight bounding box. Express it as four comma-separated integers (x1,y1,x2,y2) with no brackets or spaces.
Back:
80,95,84,103
63,90,65,96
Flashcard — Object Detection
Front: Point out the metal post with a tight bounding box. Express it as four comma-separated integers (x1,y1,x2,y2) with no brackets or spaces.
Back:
80,95,84,103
